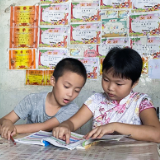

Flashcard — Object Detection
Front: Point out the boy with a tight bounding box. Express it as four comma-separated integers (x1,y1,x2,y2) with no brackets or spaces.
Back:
0,58,87,140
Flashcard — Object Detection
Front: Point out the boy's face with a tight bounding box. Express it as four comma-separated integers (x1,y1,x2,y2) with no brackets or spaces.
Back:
51,71,85,107
102,69,137,103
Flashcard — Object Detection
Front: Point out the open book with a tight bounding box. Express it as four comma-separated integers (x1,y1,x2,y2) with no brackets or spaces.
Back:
15,130,129,150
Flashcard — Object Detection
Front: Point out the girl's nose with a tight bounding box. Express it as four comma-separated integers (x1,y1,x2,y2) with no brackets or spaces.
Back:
108,82,114,91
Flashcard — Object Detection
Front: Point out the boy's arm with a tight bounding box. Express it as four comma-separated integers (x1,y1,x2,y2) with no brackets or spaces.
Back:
52,105,93,144
86,108,160,143
15,117,60,133
0,111,20,139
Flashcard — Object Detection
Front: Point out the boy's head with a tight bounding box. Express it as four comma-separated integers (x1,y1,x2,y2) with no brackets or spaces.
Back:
50,58,87,107
53,58,87,82
102,47,142,85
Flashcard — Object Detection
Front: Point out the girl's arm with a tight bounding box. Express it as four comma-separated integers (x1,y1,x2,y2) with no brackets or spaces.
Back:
52,104,93,144
85,108,160,142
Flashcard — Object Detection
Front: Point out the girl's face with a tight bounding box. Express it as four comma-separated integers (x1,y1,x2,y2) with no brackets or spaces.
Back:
102,69,137,103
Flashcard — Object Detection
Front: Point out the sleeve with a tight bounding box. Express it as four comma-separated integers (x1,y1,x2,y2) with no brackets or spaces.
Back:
14,94,33,120
84,93,97,114
139,96,155,113
55,102,79,123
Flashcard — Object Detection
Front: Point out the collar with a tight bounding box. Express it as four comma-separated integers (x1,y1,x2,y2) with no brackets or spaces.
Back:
105,90,135,106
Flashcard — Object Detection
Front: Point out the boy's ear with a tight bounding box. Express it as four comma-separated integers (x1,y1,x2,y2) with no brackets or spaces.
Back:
50,76,56,86
132,80,139,89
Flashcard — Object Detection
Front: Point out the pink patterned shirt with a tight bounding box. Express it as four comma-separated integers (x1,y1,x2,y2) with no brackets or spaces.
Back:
84,91,154,128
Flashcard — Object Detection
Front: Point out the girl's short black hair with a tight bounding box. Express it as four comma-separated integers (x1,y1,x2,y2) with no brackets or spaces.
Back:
102,47,143,85
53,58,87,82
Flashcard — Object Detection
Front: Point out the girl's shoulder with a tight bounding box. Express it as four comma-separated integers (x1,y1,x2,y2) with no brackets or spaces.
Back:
90,92,106,99
130,91,151,99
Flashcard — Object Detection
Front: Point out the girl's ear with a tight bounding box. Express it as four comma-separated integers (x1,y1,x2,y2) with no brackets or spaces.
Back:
50,76,56,86
132,80,139,89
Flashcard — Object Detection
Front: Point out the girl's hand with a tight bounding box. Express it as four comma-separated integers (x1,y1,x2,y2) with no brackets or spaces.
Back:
1,119,17,140
84,123,116,139
52,127,71,144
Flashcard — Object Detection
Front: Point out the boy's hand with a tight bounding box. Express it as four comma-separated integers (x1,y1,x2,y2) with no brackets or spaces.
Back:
84,123,115,139
1,119,17,140
52,127,71,144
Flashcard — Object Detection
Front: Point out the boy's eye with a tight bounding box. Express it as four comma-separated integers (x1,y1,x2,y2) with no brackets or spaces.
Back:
103,78,109,82
64,85,69,88
75,90,80,93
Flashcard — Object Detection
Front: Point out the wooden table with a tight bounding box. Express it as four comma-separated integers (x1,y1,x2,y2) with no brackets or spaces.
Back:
0,135,160,160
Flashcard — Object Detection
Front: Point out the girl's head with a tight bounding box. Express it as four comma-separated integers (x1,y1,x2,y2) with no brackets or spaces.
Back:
102,47,142,102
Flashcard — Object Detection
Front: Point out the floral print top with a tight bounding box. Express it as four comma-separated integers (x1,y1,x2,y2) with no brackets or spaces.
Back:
84,91,154,128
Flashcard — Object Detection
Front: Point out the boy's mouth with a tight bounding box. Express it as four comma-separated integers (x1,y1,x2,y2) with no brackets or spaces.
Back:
63,99,70,104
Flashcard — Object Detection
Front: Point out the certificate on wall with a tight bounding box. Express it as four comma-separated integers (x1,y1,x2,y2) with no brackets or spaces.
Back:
9,49,36,70
38,52,65,69
131,37,160,58
84,45,99,57
70,23,101,45
130,37,150,74
39,28,68,48
69,45,99,57
102,18,127,37
132,0,160,12
100,0,132,9
77,57,99,80
10,6,39,27
71,2,100,23
148,59,160,79
129,13,160,37
10,27,38,48
40,5,69,25
26,70,45,85
45,70,54,85
98,38,129,56
26,70,54,85
101,10,129,19
40,0,69,4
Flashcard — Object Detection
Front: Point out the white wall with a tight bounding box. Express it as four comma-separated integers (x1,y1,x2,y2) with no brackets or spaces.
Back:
0,0,160,134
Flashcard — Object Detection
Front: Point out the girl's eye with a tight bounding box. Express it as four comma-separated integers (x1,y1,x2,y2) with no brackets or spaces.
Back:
117,84,123,86
75,90,80,93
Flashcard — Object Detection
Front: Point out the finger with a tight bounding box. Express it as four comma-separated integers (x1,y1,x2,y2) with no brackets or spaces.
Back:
91,129,102,139
97,132,104,138
65,133,70,144
0,125,2,134
59,131,65,139
11,128,17,136
3,128,8,139
52,129,56,137
7,131,11,140
62,135,66,141
85,128,98,139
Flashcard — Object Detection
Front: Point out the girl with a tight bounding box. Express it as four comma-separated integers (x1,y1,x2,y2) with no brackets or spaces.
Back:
52,47,160,144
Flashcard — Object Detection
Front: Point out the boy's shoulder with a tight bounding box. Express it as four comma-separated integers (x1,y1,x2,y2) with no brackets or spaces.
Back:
27,92,48,98
62,101,79,109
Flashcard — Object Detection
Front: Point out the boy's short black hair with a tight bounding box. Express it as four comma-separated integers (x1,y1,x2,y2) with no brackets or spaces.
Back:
102,47,143,85
53,58,87,82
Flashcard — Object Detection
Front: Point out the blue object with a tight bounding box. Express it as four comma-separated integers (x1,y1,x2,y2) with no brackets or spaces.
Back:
42,140,50,147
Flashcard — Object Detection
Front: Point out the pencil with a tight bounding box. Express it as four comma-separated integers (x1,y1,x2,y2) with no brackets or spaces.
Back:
10,135,16,145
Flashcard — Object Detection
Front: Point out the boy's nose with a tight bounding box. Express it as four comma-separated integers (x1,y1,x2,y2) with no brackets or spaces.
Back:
67,89,73,97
